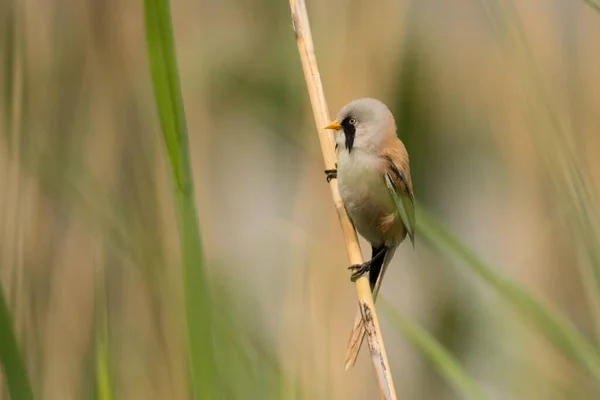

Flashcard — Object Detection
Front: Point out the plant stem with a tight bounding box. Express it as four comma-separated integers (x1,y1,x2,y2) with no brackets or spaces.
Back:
288,1,397,398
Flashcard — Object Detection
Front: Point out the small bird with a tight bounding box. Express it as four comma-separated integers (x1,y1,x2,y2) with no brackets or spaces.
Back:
324,98,415,289
324,98,415,367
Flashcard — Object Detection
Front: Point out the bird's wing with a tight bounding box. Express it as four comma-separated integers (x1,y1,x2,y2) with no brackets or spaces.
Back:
382,145,415,245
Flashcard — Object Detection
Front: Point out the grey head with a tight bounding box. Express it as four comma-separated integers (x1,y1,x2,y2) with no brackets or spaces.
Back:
327,98,396,153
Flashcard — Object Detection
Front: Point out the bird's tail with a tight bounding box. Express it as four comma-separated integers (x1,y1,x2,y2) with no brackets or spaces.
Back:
344,246,397,370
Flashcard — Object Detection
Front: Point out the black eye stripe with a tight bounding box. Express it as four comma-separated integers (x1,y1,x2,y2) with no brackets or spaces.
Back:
341,117,356,153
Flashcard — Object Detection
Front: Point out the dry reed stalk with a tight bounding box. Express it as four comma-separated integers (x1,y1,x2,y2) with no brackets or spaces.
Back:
288,1,397,398
345,288,378,368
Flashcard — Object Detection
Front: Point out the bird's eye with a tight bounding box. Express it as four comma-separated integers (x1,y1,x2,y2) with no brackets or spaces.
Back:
349,118,357,125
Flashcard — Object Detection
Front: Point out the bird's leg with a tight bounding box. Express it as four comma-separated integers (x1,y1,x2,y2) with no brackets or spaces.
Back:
324,164,338,182
348,247,387,282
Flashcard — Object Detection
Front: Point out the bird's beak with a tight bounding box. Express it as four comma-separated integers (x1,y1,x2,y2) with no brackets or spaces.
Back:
324,121,342,130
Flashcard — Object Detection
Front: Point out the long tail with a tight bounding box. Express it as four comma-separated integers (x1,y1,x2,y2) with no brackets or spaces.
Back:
344,245,397,370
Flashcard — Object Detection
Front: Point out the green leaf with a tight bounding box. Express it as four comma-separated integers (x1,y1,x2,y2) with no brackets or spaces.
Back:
416,206,600,380
0,284,34,400
143,0,216,398
380,297,488,400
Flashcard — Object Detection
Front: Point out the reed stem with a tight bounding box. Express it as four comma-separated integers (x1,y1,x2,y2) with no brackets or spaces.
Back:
288,1,397,398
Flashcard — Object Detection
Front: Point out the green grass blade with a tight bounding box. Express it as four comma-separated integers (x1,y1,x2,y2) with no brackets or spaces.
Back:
583,0,600,13
143,1,216,398
143,0,189,189
416,206,600,380
379,297,488,400
95,318,112,400
0,284,34,400
95,270,113,400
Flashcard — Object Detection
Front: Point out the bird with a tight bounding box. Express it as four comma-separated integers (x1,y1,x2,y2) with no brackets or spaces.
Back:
324,97,415,366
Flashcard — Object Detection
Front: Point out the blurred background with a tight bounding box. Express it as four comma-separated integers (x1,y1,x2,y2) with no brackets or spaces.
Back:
1,0,600,399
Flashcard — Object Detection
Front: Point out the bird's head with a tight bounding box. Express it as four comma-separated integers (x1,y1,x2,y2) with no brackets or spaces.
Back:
324,98,395,153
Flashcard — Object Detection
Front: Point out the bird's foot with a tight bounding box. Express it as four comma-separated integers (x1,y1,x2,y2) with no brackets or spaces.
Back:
324,165,337,182
324,168,337,182
348,261,371,282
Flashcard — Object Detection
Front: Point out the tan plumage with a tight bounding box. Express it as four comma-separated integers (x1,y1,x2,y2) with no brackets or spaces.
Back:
324,98,415,368
378,136,414,242
381,136,412,192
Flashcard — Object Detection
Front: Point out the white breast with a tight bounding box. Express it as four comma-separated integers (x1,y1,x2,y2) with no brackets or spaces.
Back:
337,148,397,246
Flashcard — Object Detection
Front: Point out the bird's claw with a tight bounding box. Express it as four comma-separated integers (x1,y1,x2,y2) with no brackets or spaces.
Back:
324,168,337,182
348,262,371,282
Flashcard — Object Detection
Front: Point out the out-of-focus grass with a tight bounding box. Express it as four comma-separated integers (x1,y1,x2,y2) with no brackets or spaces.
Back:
1,0,600,399
0,2,34,399
583,0,600,13
0,286,34,400
143,0,216,398
417,207,600,379
380,297,488,400
94,257,113,400
480,0,600,345
210,278,301,399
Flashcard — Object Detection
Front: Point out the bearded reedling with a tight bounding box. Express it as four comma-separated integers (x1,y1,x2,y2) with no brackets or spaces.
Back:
324,98,415,368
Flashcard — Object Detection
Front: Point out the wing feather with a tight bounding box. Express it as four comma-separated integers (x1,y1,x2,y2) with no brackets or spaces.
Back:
382,145,415,245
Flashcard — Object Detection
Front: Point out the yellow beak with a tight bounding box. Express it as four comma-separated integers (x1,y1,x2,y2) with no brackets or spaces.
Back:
324,121,342,130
